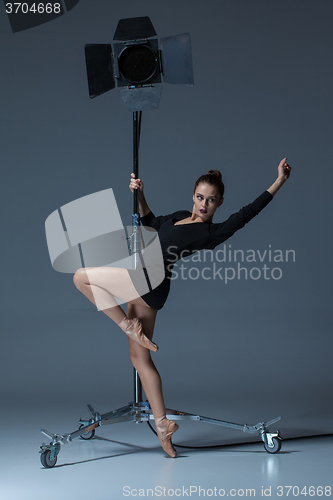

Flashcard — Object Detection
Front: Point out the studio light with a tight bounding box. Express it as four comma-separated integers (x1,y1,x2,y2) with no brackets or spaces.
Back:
84,16,194,111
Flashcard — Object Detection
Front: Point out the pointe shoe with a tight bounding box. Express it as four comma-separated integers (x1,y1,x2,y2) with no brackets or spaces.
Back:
120,317,159,352
156,419,179,458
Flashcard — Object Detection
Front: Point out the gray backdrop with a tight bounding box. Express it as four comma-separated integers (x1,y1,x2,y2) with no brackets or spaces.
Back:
1,0,332,442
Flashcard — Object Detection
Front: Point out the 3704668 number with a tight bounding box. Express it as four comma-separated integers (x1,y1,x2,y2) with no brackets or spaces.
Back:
5,3,61,14
277,485,331,496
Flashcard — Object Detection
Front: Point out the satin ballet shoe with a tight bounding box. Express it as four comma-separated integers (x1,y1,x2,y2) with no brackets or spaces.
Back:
156,419,179,458
119,317,159,352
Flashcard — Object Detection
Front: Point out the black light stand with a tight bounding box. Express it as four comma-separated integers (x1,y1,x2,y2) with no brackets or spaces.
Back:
39,17,283,468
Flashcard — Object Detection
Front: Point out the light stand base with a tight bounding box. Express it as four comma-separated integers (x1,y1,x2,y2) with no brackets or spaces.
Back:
39,401,283,467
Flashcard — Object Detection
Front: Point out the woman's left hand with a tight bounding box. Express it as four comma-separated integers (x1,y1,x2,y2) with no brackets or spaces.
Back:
278,157,292,182
267,158,292,196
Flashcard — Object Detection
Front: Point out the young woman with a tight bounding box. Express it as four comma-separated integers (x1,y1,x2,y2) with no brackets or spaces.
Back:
73,158,291,458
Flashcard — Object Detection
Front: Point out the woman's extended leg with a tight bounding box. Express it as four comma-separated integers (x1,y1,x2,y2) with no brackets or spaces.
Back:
127,302,178,458
73,266,158,351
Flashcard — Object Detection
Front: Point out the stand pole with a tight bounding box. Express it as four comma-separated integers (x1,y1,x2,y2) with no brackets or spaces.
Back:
133,111,139,216
132,110,143,405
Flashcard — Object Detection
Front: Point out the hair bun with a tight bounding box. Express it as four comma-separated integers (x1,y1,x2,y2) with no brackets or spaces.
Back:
194,169,225,199
207,170,223,182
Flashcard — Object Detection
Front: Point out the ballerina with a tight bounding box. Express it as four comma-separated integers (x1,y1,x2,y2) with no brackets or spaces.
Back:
73,157,291,457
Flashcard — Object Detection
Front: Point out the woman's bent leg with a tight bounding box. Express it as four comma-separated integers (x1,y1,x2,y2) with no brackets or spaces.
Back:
73,267,158,350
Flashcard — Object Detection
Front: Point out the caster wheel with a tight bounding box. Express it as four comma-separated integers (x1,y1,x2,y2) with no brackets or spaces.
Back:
264,437,282,454
40,450,57,468
79,424,95,440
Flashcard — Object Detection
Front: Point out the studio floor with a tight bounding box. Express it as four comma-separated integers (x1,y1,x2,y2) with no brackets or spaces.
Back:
1,398,332,500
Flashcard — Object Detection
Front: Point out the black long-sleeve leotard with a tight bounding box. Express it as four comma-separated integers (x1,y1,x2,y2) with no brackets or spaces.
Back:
127,190,273,310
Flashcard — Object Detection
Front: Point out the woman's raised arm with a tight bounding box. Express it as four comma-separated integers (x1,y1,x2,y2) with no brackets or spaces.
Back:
129,173,151,217
267,157,292,197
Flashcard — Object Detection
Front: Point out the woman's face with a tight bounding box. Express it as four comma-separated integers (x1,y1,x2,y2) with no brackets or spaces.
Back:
192,183,223,222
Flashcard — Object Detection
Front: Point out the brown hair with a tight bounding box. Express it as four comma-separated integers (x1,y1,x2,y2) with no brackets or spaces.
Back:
193,170,224,200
